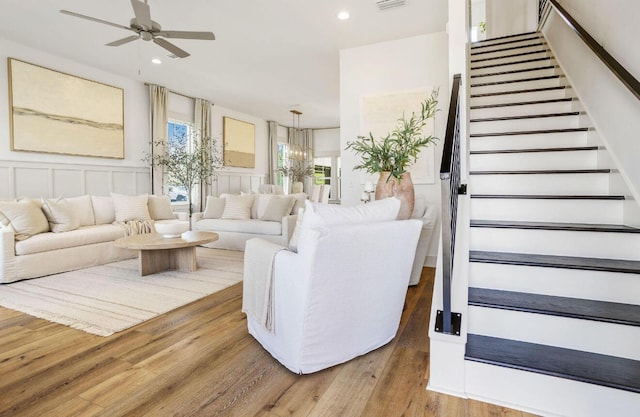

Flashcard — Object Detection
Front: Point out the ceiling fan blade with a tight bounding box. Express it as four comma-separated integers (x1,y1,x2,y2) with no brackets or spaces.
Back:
106,35,140,47
130,0,152,29
60,10,134,32
155,30,215,41
153,38,190,58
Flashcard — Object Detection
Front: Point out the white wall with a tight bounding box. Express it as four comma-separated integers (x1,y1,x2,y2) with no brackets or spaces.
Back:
485,0,537,39
313,128,340,157
542,6,640,225
340,32,449,266
0,37,150,198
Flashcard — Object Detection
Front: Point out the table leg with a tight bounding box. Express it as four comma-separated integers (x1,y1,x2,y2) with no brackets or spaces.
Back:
139,247,197,276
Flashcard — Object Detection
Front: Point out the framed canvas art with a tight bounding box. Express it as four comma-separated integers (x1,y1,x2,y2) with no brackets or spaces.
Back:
223,116,255,168
8,58,125,159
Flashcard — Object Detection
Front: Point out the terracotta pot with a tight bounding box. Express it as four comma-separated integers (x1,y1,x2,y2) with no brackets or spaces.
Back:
375,171,415,220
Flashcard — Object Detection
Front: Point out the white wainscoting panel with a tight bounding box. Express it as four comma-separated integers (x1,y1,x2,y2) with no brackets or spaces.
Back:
211,172,266,197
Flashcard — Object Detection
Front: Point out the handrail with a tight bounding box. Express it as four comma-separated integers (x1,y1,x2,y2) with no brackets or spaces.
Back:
542,0,640,102
437,73,462,336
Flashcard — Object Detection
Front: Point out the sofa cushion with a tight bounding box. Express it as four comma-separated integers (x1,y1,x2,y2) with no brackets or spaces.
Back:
203,196,226,219
41,198,80,233
147,195,175,220
0,200,49,240
67,195,95,226
194,219,282,236
221,195,254,220
289,193,307,214
302,197,400,230
15,224,126,256
91,196,115,225
111,193,151,222
261,196,295,222
252,194,274,219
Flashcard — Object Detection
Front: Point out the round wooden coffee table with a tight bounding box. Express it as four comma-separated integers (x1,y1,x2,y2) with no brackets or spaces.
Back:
114,231,218,276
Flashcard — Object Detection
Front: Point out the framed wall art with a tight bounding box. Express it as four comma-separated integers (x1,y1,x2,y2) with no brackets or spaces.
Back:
223,116,255,168
8,58,124,159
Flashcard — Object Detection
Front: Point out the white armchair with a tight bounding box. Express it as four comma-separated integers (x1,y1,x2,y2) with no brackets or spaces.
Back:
243,198,422,374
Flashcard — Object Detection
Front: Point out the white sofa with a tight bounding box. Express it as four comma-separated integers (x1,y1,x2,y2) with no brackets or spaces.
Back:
242,197,422,373
0,194,184,284
192,193,305,251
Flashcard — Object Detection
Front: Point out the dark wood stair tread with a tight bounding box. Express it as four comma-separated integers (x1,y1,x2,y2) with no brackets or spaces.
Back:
471,31,538,45
471,97,573,109
469,168,610,175
471,35,540,50
471,146,598,155
469,250,640,274
471,75,560,88
468,287,640,327
470,43,545,56
470,49,550,64
470,220,640,233
471,85,566,98
471,111,579,122
471,56,551,71
471,65,554,78
470,127,588,137
465,334,640,393
471,194,624,200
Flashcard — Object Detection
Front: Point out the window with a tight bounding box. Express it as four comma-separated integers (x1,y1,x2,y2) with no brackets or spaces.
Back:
313,155,341,201
167,119,193,204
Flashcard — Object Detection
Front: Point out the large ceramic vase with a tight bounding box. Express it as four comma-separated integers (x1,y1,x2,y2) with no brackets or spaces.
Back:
375,171,415,220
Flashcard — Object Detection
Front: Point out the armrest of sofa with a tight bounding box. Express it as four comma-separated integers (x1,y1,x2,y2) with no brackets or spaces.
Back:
191,212,204,229
281,214,298,243
409,204,438,285
174,212,189,221
0,225,17,283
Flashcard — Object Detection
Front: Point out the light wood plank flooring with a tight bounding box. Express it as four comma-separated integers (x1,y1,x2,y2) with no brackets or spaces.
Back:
0,251,538,417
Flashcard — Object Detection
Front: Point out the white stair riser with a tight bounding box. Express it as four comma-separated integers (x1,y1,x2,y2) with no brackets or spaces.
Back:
469,227,640,260
471,45,549,61
471,88,570,106
471,58,552,75
470,173,610,195
471,38,543,53
469,262,640,305
471,115,580,133
471,77,562,95
470,67,557,84
471,100,573,118
470,51,551,67
472,34,542,48
468,307,640,361
470,198,623,224
470,131,588,151
465,361,640,417
470,150,598,171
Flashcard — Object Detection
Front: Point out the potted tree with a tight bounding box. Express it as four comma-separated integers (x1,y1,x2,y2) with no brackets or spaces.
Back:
145,130,222,216
346,89,439,219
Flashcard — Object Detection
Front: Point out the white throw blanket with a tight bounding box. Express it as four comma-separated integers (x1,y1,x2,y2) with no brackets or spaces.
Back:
115,219,154,236
242,238,286,333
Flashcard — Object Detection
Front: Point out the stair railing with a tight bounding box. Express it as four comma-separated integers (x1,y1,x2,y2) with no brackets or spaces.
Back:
540,0,640,101
538,0,549,24
436,73,463,336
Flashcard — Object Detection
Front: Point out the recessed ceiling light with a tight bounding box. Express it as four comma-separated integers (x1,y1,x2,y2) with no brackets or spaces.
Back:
151,58,162,65
337,10,350,20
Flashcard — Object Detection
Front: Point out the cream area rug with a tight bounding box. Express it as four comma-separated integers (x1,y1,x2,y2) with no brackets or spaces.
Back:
0,248,243,336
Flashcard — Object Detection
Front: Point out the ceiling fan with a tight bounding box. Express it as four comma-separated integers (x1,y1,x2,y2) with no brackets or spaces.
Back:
60,0,215,58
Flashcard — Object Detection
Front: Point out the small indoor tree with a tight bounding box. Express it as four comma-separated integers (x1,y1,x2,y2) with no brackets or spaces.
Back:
145,130,222,216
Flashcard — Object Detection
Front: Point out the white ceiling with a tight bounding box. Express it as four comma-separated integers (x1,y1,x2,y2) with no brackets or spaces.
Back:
0,0,447,128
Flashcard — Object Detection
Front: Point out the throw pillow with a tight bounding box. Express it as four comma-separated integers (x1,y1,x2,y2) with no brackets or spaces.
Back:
111,193,151,222
252,194,275,219
221,195,254,220
302,197,401,230
41,198,80,233
260,196,295,222
66,195,96,226
147,195,176,220
202,196,226,219
288,208,304,252
288,192,307,215
91,196,115,225
0,200,49,240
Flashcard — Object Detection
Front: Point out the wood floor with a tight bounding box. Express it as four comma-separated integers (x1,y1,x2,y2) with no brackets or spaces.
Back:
0,254,538,417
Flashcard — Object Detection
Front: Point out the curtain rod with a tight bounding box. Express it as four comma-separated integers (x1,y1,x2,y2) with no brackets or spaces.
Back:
144,82,212,103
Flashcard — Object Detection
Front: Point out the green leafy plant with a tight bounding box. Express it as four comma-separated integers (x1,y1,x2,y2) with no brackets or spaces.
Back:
479,21,487,34
346,89,439,181
276,160,315,183
144,130,222,215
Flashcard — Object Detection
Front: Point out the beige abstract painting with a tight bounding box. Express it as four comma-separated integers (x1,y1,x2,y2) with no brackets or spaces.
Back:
8,58,124,159
223,116,255,168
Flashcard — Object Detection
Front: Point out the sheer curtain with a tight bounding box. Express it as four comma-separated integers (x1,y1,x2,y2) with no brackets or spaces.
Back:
149,84,168,195
267,121,279,185
194,98,212,211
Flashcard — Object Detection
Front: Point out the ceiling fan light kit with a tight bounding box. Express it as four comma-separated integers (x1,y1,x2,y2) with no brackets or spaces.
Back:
60,0,215,59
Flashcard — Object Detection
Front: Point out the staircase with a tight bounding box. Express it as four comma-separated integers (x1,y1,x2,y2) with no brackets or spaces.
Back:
465,31,640,415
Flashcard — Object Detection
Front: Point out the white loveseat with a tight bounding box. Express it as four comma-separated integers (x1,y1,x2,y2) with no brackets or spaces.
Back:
0,194,185,283
192,193,305,251
242,197,422,373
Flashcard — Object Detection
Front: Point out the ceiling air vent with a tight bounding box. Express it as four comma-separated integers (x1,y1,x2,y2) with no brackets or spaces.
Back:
376,0,406,10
